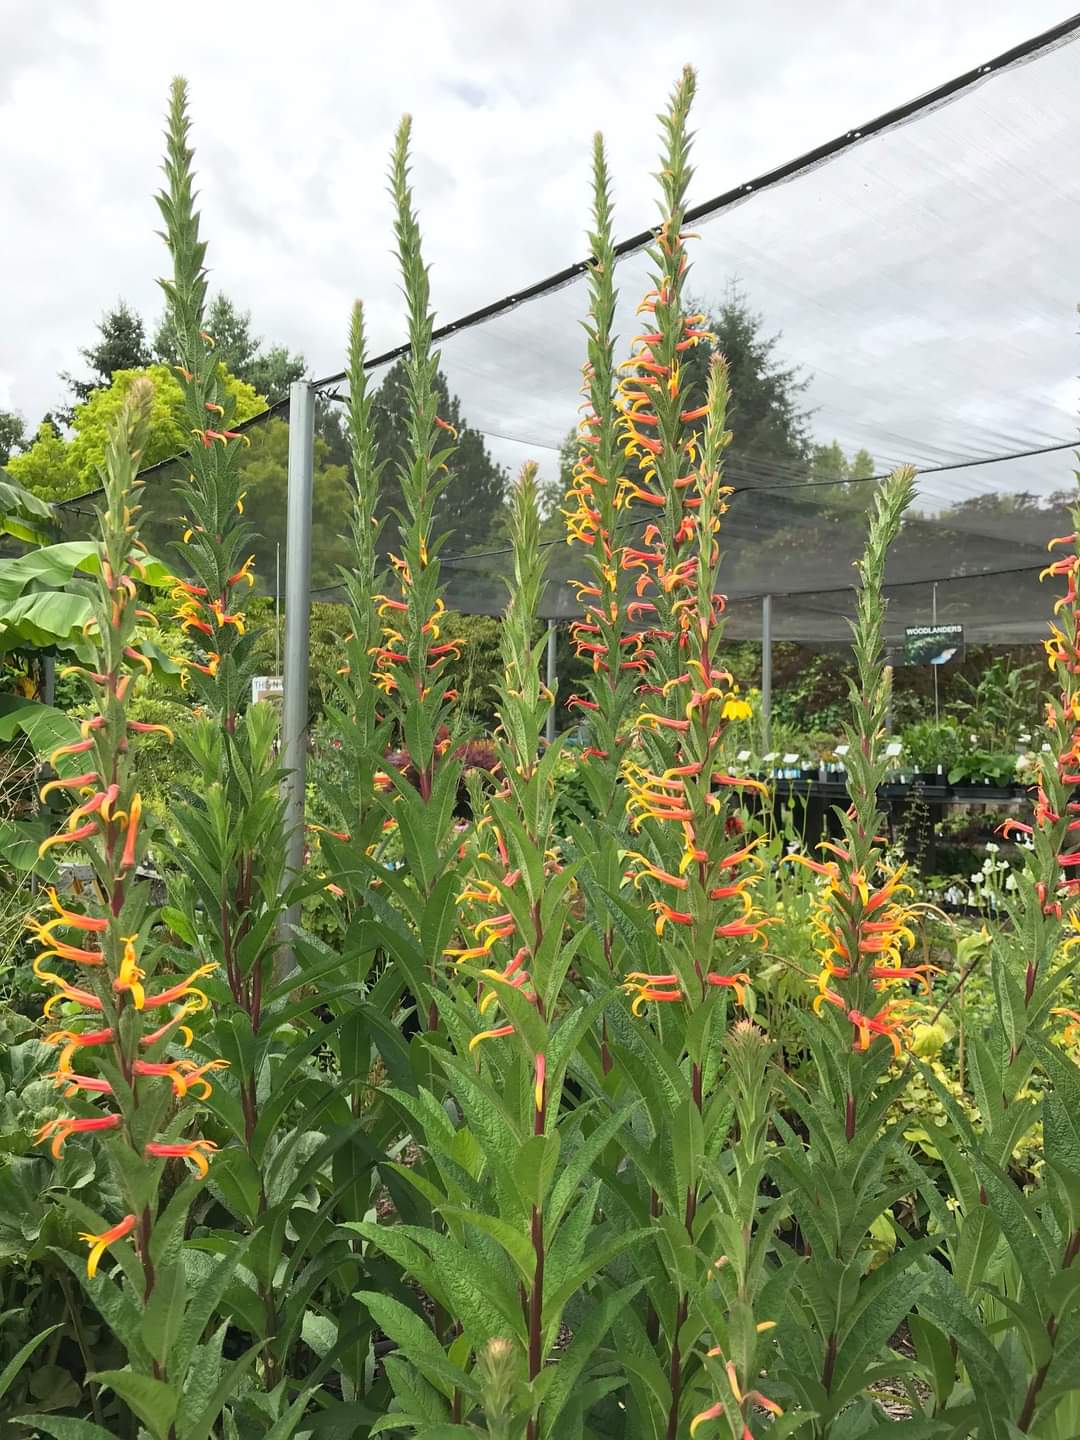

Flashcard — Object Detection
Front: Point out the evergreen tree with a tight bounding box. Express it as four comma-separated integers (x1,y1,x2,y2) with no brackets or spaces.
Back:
153,292,305,403
682,286,810,484
0,409,26,466
809,438,877,504
59,300,151,419
369,359,507,553
578,286,811,522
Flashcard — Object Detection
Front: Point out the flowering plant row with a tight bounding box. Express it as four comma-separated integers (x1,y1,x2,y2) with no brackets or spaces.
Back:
11,68,1080,1440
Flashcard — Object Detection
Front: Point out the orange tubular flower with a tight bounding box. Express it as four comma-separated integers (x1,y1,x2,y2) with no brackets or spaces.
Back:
127,720,176,741
41,978,104,1018
50,1071,113,1096
140,963,217,1011
533,1052,546,1114
468,1024,515,1050
120,793,142,871
113,938,145,1008
38,820,99,860
31,934,105,967
622,972,683,1015
79,1213,138,1279
39,771,99,801
44,1026,114,1073
227,555,256,588
37,1112,122,1157
144,1138,218,1178
705,971,751,1005
813,988,910,1058
40,890,109,935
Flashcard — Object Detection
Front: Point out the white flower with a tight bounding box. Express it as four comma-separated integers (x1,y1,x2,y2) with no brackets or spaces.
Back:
1005,872,1018,890
985,842,999,855
981,858,994,874
970,873,983,885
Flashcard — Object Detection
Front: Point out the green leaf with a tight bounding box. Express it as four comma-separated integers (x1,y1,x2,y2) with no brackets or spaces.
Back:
0,540,169,601
263,1390,318,1440
439,1206,535,1284
90,1370,178,1440
0,1324,61,1402
515,1132,561,1209
354,1291,473,1400
177,1340,264,1440
0,694,80,749
174,1243,247,1376
12,1420,118,1440
536,1281,642,1437
55,1250,149,1365
908,1314,956,1409
143,1260,188,1368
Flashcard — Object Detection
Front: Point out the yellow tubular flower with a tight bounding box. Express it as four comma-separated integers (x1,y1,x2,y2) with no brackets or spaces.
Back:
79,1213,138,1279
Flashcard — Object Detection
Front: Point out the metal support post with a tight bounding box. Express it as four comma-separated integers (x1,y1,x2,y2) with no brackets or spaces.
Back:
545,619,557,746
281,381,316,946
931,581,939,725
760,594,773,755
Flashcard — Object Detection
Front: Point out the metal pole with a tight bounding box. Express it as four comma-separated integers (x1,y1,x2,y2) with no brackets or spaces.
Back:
545,619,557,746
281,381,316,945
42,656,55,706
931,582,939,725
275,542,281,678
760,595,773,754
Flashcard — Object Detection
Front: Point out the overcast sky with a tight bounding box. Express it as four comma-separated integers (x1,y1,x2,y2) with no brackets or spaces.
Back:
2,0,1078,493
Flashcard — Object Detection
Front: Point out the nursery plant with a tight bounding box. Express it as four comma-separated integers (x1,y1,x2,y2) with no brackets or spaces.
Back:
7,59,1080,1440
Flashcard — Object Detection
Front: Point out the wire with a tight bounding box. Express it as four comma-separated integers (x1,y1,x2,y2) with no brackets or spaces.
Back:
52,17,1080,520
308,11,1080,393
412,437,1080,567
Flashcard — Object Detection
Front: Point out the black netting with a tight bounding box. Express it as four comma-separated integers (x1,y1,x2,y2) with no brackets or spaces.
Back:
50,21,1080,645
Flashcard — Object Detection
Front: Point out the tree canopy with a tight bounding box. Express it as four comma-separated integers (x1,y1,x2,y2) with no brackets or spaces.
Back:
370,360,508,553
9,364,265,502
0,411,26,468
153,293,306,404
59,301,152,420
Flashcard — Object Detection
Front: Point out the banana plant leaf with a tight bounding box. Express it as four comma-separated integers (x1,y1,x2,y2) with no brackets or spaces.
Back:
0,473,53,546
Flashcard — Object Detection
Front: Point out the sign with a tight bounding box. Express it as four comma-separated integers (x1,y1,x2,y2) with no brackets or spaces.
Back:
251,675,284,705
903,623,964,666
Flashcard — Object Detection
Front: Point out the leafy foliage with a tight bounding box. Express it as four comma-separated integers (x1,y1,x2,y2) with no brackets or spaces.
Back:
5,63,1080,1440
9,365,265,502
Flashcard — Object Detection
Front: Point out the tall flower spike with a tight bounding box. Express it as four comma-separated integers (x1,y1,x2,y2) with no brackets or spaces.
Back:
363,114,471,1038
793,465,918,1130
157,75,262,725
30,376,222,1294
621,356,772,1037
157,76,285,1166
446,459,580,1440
371,114,462,800
614,65,715,689
564,133,640,784
452,463,552,1050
